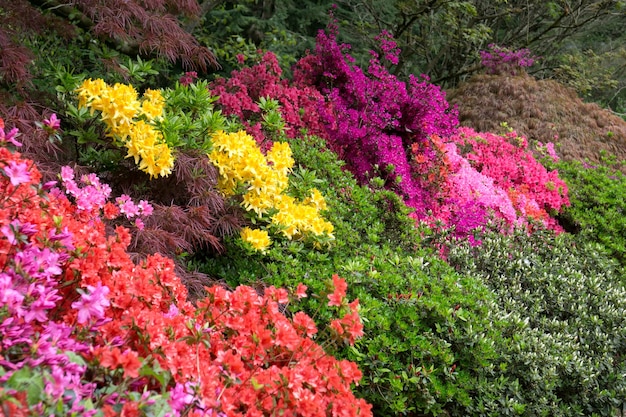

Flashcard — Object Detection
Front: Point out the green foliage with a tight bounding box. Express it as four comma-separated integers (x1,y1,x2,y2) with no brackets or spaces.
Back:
447,227,626,416
27,30,170,102
554,155,626,275
195,0,330,75
159,80,227,151
554,49,624,99
197,134,500,416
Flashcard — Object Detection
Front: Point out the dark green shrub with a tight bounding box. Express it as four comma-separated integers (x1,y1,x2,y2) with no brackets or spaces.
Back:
197,134,500,416
447,227,626,416
554,155,626,276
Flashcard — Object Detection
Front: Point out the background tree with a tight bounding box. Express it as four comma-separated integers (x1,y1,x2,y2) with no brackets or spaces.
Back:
333,0,625,86
192,0,332,74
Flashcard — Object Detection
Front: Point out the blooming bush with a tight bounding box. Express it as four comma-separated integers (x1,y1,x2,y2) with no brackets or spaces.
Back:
291,23,568,239
446,127,569,232
204,134,503,416
480,44,537,75
210,51,328,145
76,78,174,178
0,121,370,416
208,130,334,251
292,21,457,218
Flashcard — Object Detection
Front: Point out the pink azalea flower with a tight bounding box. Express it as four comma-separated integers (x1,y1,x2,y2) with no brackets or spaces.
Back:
168,382,196,412
43,113,61,130
179,71,198,86
4,161,31,186
545,142,559,162
0,272,25,314
116,194,140,217
0,126,22,147
134,218,145,230
138,200,153,216
71,283,110,324
60,166,74,182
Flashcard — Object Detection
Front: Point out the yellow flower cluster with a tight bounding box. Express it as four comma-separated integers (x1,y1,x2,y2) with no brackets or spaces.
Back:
76,79,173,178
240,227,271,252
208,130,334,250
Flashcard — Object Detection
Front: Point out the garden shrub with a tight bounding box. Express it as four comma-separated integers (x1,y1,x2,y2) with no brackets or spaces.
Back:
447,227,626,416
290,22,569,240
66,78,246,292
207,129,334,252
292,23,458,219
554,155,626,274
209,51,328,146
0,122,372,416
443,127,569,234
199,133,501,416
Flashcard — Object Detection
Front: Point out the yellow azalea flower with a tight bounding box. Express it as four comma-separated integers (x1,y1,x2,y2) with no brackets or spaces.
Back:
307,217,332,236
240,227,271,252
271,211,299,239
267,141,294,173
303,188,328,211
141,89,165,120
209,129,334,245
154,143,174,176
248,175,268,195
76,78,107,108
75,79,175,179
240,155,266,181
242,192,273,217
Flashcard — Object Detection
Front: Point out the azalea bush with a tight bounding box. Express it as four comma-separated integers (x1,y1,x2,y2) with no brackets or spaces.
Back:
210,51,328,146
0,121,371,416
201,134,502,416
479,44,538,75
75,78,174,178
293,23,458,218
208,129,334,251
439,127,569,235
289,21,569,240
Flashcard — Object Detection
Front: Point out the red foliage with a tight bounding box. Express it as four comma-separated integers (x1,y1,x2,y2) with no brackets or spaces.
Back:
77,0,217,71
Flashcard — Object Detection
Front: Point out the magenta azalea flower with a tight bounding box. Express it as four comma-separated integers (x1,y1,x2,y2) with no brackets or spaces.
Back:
43,113,61,131
72,283,110,324
4,161,31,186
